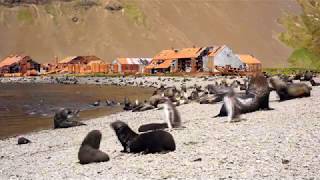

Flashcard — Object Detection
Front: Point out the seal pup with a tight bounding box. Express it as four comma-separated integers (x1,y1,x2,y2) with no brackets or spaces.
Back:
270,77,311,101
138,98,182,132
17,137,31,145
214,73,271,119
110,121,176,153
54,108,86,129
78,130,110,164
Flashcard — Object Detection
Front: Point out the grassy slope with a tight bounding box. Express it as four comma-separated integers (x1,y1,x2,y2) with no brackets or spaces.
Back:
0,0,299,67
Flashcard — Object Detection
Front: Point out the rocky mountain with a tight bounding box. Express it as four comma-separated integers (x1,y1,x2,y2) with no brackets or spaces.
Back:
0,0,300,67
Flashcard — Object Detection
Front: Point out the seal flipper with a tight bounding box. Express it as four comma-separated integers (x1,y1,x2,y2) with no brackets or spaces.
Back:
138,123,168,132
213,104,228,118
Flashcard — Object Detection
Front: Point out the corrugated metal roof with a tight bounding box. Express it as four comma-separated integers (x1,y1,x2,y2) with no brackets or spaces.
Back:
87,60,106,65
156,59,173,69
0,55,25,68
58,56,78,64
114,58,152,65
153,47,204,60
237,54,261,64
145,59,173,69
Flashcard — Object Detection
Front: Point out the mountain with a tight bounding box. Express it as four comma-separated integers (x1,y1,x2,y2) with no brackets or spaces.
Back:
0,0,300,67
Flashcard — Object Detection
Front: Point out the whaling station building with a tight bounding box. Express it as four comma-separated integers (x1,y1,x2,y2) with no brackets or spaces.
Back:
0,55,41,77
112,58,152,74
57,56,110,74
0,45,262,76
145,45,261,75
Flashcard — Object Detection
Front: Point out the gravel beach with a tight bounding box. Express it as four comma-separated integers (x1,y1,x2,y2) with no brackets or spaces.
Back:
0,76,319,179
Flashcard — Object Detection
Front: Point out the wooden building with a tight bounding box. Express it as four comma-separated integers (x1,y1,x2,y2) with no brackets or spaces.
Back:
112,58,152,74
57,56,109,74
203,45,245,73
146,46,252,75
237,54,262,73
0,55,40,76
145,47,210,74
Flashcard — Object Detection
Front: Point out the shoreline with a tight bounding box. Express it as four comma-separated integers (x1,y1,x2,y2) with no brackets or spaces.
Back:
0,76,319,178
0,81,155,139
0,106,123,140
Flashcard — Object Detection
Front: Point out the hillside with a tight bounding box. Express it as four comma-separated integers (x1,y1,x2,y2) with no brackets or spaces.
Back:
0,0,300,67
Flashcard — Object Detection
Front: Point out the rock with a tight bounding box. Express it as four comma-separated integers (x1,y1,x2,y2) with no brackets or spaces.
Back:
105,0,123,11
17,137,31,145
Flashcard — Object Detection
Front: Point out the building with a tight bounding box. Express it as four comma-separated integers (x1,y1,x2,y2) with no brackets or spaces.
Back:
237,54,262,73
202,45,245,73
145,47,210,74
57,56,108,74
0,55,40,76
112,58,152,74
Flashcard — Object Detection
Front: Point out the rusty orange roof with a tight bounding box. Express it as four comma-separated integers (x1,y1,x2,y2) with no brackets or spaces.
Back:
156,59,173,69
145,64,155,69
153,47,204,60
58,56,78,64
237,54,261,64
0,55,25,68
145,59,173,69
87,60,105,65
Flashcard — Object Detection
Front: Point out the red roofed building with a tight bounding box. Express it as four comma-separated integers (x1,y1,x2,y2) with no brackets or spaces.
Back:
146,47,209,74
57,56,109,74
0,55,40,76
237,54,262,73
112,58,152,74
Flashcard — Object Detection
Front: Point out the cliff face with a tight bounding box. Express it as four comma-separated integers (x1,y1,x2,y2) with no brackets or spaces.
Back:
0,0,299,67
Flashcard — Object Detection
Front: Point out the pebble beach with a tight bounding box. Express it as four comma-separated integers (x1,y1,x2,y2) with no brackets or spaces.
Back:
0,76,319,179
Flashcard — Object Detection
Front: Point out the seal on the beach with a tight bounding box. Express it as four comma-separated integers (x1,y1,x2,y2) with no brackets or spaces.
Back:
53,108,86,129
138,98,182,132
148,94,165,107
17,137,31,145
110,121,176,153
310,79,320,86
188,90,199,101
270,77,311,101
303,71,313,81
78,130,110,164
214,73,271,120
123,97,133,111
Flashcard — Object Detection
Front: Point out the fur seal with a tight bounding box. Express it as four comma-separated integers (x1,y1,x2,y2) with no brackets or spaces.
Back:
270,77,311,101
138,98,182,132
53,108,86,129
17,137,31,145
110,121,176,153
303,71,313,81
215,73,272,120
78,130,110,164
188,90,199,101
310,79,320,86
148,94,166,107
123,97,133,111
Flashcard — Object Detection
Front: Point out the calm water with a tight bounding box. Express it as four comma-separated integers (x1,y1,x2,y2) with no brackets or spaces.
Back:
0,83,154,139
